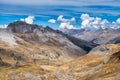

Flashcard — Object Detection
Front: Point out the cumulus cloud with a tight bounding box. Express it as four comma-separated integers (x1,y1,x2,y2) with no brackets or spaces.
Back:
80,14,106,29
57,15,76,29
59,22,75,29
57,15,64,22
57,15,75,23
0,24,8,28
70,17,76,23
80,14,120,30
20,16,35,24
116,18,120,24
110,18,120,29
48,19,56,23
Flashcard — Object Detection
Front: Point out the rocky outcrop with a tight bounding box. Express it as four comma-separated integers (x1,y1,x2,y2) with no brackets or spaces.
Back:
0,57,3,66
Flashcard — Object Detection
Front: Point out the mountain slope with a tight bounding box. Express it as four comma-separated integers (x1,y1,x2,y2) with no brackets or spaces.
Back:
3,21,87,62
56,30,97,52
7,21,97,52
59,44,120,80
62,28,120,45
0,21,119,80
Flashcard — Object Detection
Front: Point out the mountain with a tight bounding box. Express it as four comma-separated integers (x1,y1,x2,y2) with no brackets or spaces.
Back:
62,28,120,45
0,21,86,61
0,21,119,80
56,30,97,52
107,36,120,44
7,21,97,52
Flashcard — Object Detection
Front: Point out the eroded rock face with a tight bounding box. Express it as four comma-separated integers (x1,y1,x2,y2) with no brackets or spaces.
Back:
111,51,120,61
0,57,3,66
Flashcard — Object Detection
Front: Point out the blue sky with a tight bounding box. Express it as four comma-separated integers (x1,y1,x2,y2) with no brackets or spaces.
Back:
0,0,120,29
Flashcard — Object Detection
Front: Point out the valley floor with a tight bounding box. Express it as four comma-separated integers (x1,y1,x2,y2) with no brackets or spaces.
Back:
0,43,120,80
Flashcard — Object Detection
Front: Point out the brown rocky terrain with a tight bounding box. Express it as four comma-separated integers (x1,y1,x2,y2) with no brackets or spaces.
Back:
0,21,119,80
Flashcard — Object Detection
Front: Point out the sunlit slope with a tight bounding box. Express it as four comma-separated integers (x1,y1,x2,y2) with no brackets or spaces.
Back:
60,44,120,80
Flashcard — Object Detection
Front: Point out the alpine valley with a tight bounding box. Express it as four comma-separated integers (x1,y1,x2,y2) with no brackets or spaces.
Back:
0,21,120,80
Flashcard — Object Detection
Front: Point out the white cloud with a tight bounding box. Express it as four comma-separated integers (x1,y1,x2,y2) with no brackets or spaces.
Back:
20,18,24,21
20,16,35,24
111,18,120,29
100,19,109,29
0,24,8,28
80,14,110,30
116,18,120,24
70,17,76,23
57,15,76,29
80,14,120,30
57,15,75,23
57,15,64,22
80,14,94,29
110,22,117,29
59,22,74,29
48,19,56,23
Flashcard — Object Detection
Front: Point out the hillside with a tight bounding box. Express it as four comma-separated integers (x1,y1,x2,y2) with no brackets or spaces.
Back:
0,21,119,80
0,42,119,80
59,44,120,80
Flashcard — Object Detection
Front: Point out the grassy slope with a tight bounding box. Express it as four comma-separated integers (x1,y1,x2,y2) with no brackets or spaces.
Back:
0,38,120,80
60,44,120,80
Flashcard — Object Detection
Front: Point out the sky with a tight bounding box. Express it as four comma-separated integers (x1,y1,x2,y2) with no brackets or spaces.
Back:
0,0,120,29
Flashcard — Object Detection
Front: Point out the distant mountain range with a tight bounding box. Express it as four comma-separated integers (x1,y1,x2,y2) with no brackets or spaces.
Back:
61,28,120,45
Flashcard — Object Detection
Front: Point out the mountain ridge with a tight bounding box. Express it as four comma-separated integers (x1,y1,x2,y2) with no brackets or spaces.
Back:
7,21,97,52
61,28,120,45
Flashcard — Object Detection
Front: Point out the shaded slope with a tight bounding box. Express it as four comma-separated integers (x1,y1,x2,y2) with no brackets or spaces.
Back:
62,28,120,45
56,30,97,52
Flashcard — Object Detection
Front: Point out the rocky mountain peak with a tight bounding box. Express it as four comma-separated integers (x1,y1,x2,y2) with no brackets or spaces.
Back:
7,21,44,33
